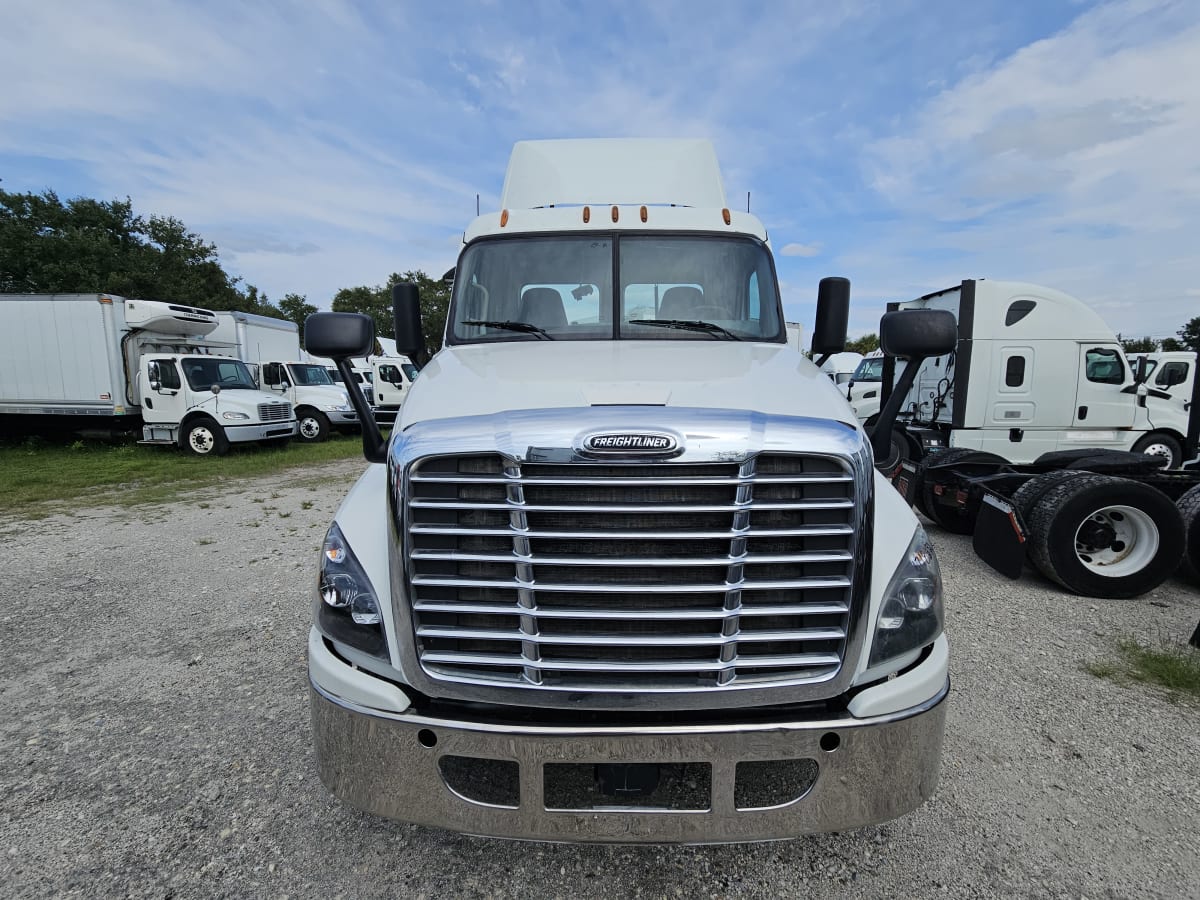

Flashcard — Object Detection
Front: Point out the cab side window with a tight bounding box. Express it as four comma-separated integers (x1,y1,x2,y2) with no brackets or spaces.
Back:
1155,361,1189,388
1084,348,1125,385
153,359,181,390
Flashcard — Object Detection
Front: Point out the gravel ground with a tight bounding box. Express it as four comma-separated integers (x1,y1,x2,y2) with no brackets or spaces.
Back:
1,457,1198,899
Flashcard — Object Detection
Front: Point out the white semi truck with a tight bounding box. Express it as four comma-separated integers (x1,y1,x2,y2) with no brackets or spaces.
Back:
301,139,958,842
209,310,358,442
871,280,1192,468
0,293,296,454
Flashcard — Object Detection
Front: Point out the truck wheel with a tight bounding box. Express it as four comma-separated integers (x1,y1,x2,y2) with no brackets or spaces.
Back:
297,410,330,443
1131,433,1183,469
918,449,1008,534
1010,470,1088,526
1177,484,1200,584
183,419,229,457
1028,475,1184,598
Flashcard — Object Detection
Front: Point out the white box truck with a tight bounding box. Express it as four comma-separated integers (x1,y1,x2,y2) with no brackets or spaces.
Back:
0,293,296,454
209,310,359,442
301,139,958,842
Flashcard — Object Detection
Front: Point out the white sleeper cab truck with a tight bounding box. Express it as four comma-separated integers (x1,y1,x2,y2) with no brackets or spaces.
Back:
0,293,296,454
883,280,1191,468
209,310,357,442
302,139,958,843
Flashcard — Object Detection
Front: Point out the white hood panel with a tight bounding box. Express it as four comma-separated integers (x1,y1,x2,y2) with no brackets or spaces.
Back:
399,341,860,429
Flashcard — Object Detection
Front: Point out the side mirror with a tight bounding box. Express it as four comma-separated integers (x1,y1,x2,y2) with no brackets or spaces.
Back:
811,277,850,365
305,312,375,359
392,283,425,364
879,309,958,359
280,381,290,391
442,267,456,286
1133,356,1149,385
211,385,221,395
150,381,162,392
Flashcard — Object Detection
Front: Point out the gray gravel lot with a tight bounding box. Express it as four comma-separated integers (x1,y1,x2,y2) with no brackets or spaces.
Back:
1,457,1198,898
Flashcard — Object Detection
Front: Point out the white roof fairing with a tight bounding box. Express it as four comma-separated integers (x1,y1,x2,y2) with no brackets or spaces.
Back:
500,139,728,209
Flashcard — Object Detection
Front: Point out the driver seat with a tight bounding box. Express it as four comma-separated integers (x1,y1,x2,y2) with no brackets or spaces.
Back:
658,286,705,319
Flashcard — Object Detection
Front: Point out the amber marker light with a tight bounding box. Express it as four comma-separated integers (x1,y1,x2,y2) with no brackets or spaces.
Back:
500,209,509,227
722,208,731,225
640,205,648,222
583,206,591,223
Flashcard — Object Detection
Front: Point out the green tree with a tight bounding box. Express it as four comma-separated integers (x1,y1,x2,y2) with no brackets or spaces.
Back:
1177,316,1200,353
278,292,318,343
1119,335,1159,353
846,333,880,354
1161,337,1185,352
331,270,451,358
0,188,279,314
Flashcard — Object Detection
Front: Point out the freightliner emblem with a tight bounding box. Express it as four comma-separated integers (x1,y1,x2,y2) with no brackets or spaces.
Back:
583,432,679,454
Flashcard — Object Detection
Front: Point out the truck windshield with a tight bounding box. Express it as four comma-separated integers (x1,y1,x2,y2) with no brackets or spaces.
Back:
182,358,258,391
448,234,784,344
852,358,884,382
288,364,335,386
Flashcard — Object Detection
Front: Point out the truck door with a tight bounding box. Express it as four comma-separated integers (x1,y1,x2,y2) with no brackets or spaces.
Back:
260,362,293,402
374,362,406,408
1073,346,1135,428
140,358,187,424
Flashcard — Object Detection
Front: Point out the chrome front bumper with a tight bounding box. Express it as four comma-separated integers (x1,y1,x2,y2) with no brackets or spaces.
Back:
310,677,947,844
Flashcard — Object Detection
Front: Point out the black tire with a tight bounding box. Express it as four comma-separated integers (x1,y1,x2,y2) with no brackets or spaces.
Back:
1028,475,1184,598
1177,484,1200,584
1131,433,1183,470
296,409,330,443
1010,470,1089,526
873,430,914,473
182,418,229,457
918,449,1008,534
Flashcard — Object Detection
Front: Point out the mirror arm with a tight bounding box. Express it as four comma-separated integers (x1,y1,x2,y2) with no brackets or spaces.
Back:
334,357,388,463
869,356,925,461
813,353,833,368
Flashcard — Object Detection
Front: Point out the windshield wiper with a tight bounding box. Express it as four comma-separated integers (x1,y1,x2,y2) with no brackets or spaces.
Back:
630,319,741,340
462,320,553,340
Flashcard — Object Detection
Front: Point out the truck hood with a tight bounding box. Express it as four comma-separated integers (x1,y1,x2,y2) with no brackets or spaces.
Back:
398,341,859,428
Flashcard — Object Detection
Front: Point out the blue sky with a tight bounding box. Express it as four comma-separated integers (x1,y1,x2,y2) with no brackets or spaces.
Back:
3,0,1199,340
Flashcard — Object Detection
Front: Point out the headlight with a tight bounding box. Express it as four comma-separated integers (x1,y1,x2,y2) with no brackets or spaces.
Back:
323,404,352,412
317,522,386,658
221,411,250,421
869,527,943,667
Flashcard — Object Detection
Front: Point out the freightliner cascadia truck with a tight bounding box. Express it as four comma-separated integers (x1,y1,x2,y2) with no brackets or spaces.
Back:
302,139,958,842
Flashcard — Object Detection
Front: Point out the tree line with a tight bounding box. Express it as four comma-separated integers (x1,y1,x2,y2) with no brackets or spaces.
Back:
0,189,448,354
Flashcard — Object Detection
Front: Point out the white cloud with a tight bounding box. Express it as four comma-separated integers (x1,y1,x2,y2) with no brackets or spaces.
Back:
780,242,822,258
858,0,1200,337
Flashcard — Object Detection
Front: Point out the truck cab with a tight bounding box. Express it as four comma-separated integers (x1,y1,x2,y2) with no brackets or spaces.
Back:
303,139,954,843
370,356,418,414
257,360,357,442
138,353,295,455
887,280,1190,467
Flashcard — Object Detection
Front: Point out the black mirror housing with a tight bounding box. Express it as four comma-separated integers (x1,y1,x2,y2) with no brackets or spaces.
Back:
811,277,850,357
392,283,425,362
305,313,375,359
879,309,958,359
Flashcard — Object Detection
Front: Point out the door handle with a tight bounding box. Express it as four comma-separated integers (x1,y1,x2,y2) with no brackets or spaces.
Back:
1078,405,1088,420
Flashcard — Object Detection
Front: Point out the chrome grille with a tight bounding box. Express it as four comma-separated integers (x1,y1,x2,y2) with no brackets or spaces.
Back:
405,452,856,692
258,402,292,422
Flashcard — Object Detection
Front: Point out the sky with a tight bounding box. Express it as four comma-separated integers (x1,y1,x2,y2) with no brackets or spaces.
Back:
3,0,1199,341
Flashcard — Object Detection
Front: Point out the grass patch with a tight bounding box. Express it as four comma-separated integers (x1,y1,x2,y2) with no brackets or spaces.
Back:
0,433,365,514
1087,635,1200,701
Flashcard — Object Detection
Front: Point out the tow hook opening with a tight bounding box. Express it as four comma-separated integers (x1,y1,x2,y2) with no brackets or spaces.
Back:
595,763,660,798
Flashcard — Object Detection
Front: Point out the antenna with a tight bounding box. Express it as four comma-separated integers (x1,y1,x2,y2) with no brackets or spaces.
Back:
746,191,750,213
476,194,480,216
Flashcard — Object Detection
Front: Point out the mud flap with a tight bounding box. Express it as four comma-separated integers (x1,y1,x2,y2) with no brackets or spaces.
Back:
973,492,1026,579
892,461,918,508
